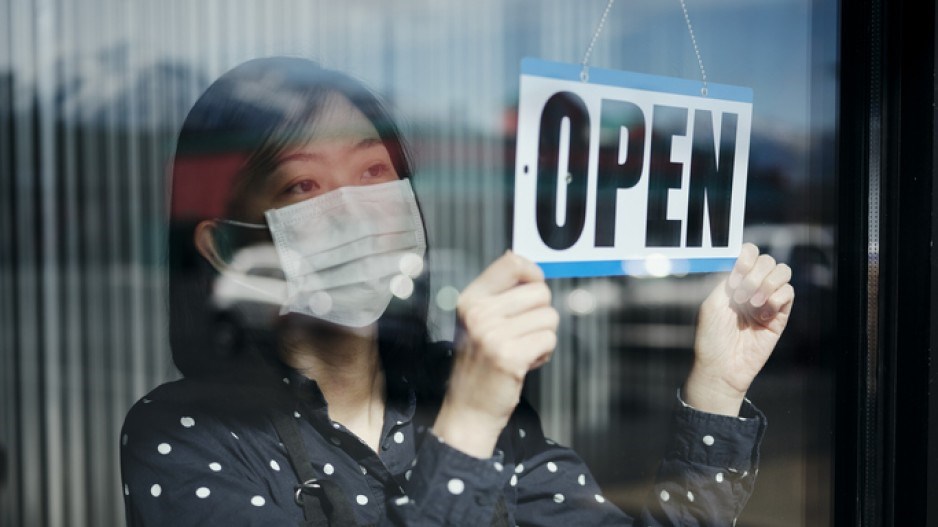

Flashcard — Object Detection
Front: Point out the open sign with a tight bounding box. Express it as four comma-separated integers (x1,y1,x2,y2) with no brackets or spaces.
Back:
512,58,753,278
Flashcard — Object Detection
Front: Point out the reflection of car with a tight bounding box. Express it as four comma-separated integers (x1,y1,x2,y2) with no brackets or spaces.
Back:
743,224,834,290
613,224,835,354
209,244,467,344
210,244,285,353
743,224,835,364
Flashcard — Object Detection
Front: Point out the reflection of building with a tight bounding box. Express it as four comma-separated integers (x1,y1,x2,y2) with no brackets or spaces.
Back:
0,1,844,526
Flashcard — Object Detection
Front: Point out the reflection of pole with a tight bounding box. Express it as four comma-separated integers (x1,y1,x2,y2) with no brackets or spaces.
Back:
382,14,394,106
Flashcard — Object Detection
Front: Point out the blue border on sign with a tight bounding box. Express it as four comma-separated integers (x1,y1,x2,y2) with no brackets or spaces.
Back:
538,257,736,279
521,57,753,103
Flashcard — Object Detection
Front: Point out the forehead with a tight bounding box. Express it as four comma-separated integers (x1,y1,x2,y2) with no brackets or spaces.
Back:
303,91,380,145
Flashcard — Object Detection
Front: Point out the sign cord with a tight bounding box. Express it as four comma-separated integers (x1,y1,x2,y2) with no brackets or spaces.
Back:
580,0,616,82
679,0,709,96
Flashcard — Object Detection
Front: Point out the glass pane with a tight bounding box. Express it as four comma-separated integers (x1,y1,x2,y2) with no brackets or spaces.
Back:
0,0,838,525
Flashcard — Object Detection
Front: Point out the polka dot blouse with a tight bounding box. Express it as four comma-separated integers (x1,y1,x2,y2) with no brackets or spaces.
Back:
120,359,765,526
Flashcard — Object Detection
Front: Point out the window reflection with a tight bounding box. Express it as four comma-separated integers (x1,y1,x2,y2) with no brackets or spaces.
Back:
0,0,838,525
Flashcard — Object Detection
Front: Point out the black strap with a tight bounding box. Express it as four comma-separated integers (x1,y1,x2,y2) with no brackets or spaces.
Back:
490,495,511,527
271,412,362,527
273,410,511,527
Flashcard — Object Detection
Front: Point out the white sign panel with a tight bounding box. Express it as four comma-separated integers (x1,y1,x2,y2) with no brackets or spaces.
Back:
512,58,753,278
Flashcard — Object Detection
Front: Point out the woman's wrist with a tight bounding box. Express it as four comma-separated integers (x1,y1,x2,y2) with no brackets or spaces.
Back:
431,400,506,459
683,370,747,417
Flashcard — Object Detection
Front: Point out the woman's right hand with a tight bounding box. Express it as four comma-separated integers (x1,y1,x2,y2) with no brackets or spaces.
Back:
431,251,559,459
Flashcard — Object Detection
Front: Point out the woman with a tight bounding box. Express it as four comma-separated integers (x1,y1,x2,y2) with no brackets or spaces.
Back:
121,57,795,526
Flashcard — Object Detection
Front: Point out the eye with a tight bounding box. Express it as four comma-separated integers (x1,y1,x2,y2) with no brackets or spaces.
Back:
363,163,393,181
284,179,316,195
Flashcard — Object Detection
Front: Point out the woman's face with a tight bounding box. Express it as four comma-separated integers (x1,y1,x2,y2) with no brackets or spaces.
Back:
241,91,401,219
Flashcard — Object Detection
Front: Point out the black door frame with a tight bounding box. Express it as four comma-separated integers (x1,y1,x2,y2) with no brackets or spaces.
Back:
837,0,936,525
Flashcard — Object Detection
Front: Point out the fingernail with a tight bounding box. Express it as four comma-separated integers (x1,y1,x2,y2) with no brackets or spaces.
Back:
760,309,774,321
750,292,766,307
733,289,748,304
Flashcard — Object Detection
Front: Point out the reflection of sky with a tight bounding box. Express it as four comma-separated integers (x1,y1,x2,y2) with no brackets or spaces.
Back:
2,0,836,139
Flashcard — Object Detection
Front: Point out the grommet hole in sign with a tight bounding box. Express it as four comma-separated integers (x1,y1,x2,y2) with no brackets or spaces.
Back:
512,3,752,279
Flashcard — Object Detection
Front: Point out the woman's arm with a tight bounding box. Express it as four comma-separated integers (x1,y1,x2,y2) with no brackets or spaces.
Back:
684,243,794,416
432,251,558,459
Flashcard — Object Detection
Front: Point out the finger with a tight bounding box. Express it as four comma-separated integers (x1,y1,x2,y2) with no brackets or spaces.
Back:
756,283,795,321
467,305,558,353
525,332,556,370
482,282,552,319
503,305,560,342
732,253,777,304
508,328,557,369
749,263,793,307
459,251,544,303
728,243,759,289
470,306,558,372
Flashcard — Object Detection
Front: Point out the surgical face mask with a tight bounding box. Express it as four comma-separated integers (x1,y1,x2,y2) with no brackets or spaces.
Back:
221,179,426,327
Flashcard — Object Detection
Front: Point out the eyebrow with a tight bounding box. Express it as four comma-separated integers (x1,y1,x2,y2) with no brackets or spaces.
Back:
277,137,384,164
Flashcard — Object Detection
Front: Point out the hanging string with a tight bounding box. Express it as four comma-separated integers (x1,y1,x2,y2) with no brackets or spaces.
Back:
678,0,709,96
580,0,616,82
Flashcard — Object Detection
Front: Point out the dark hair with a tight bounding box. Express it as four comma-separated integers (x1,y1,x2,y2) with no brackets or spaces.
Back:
168,57,444,404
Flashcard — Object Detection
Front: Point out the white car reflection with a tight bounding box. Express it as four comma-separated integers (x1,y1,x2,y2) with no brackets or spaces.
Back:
210,244,286,352
209,245,473,343
612,224,834,352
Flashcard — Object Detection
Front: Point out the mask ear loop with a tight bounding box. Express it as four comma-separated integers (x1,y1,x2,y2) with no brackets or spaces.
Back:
216,218,268,230
212,218,289,305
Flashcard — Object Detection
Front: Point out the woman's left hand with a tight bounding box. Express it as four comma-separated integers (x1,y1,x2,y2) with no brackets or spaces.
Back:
684,243,795,416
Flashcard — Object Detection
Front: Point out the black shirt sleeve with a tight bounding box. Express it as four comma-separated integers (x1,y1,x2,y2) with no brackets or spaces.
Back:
507,395,766,526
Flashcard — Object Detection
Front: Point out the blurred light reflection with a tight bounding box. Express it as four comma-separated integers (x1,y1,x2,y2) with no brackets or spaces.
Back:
435,285,460,311
566,288,597,315
390,274,415,299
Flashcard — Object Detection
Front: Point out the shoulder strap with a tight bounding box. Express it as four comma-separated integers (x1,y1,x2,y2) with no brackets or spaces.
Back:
271,412,362,527
274,406,511,527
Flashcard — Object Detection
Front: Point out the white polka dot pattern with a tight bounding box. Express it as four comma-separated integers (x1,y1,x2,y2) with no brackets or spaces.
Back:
447,478,465,495
118,357,764,526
